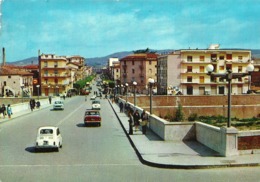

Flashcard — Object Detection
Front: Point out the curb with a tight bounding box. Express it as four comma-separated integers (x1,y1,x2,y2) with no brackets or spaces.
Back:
108,99,260,169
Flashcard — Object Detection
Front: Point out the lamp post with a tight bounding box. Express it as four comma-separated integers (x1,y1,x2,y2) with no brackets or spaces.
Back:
125,83,128,103
56,86,59,96
148,78,155,115
133,81,137,107
36,85,40,101
48,85,50,96
206,64,254,127
121,84,124,95
21,84,24,103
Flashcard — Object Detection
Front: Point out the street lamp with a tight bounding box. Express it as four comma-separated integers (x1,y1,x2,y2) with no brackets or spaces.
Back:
148,78,155,115
121,84,124,95
21,84,24,103
125,83,128,102
36,85,40,101
48,85,50,96
133,81,137,107
56,86,59,96
206,63,254,127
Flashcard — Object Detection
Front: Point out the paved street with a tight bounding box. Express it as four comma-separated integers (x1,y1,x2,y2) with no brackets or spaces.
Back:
0,92,260,181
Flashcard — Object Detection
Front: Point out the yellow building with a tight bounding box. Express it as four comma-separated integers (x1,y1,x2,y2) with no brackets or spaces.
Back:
179,46,252,95
39,54,71,96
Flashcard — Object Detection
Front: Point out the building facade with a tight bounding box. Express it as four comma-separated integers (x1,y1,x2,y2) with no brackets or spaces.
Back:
179,47,252,95
119,53,157,94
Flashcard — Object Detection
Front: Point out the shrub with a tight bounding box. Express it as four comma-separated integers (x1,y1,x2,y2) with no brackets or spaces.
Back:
188,113,198,121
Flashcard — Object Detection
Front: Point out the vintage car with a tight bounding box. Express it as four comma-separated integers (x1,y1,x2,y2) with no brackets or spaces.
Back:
84,109,101,126
92,100,101,110
35,126,63,152
53,100,64,110
90,95,96,100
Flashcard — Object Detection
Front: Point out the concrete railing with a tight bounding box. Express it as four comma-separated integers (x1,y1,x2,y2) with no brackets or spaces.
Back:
116,97,256,157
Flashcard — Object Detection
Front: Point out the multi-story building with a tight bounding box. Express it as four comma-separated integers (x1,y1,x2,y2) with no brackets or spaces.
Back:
39,54,71,96
159,45,253,95
111,61,120,82
181,48,252,95
157,52,182,95
67,56,85,81
119,53,157,94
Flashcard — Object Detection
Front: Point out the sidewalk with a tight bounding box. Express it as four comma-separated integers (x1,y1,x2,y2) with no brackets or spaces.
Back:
109,100,260,169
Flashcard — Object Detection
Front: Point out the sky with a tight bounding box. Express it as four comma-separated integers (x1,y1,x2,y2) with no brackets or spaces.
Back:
1,0,260,62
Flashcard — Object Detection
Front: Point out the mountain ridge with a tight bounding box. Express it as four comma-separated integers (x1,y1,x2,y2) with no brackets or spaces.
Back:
6,49,260,67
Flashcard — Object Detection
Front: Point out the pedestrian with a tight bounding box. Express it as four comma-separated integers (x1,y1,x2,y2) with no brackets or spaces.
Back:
141,109,148,134
29,99,34,111
36,101,41,109
119,102,123,113
6,104,12,119
133,110,140,132
1,104,6,118
128,108,134,135
49,96,52,104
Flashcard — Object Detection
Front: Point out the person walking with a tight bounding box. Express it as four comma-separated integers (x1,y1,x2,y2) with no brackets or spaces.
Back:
133,110,140,132
6,104,12,119
48,96,52,104
29,99,34,111
128,109,134,135
1,104,6,119
141,109,148,134
119,102,123,113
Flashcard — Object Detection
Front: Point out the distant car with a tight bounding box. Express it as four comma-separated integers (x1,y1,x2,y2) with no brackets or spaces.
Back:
53,100,64,110
90,95,96,100
84,109,101,126
35,126,63,152
92,100,101,110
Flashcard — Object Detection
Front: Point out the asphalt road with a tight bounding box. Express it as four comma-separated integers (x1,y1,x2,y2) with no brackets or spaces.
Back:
0,89,260,181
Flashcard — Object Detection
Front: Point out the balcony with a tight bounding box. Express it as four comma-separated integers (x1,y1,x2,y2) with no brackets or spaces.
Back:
42,74,69,78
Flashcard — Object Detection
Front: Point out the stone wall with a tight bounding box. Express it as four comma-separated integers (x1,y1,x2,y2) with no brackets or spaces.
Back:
125,95,260,119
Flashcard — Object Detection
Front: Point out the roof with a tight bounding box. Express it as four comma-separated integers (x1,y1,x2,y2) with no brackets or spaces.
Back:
120,53,158,61
0,65,34,76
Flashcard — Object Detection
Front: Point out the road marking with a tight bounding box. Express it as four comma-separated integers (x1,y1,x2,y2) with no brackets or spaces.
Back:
56,102,86,126
0,163,139,167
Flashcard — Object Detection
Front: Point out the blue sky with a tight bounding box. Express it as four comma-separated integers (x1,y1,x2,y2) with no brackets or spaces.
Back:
1,0,260,62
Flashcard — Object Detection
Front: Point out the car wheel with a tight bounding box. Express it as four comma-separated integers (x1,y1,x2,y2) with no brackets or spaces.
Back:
59,143,62,148
56,147,59,152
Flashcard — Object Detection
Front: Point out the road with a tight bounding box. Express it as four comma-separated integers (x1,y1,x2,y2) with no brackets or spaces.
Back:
0,89,260,181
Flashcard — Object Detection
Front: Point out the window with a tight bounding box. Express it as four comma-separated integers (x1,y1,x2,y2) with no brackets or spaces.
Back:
132,69,135,74
54,70,58,75
187,76,192,82
44,61,48,67
199,56,205,62
187,86,193,95
211,54,217,61
132,60,134,65
8,75,11,78
226,64,232,71
187,56,192,62
238,66,242,72
219,66,224,71
55,78,58,84
218,86,225,94
219,56,225,60
187,66,192,72
200,66,204,73
238,56,243,61
226,54,232,60
149,60,152,65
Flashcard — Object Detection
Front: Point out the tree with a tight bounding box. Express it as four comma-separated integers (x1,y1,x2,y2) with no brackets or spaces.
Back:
174,103,184,122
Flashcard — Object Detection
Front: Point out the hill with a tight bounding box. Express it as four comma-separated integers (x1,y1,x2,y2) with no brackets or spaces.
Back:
7,49,260,67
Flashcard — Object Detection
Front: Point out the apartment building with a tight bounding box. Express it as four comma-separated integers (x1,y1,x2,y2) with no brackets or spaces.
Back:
119,53,157,94
179,46,252,95
39,54,71,96
111,61,120,82
157,53,182,95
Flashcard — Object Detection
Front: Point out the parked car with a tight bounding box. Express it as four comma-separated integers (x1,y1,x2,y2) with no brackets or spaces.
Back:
90,95,96,100
92,100,101,110
35,126,63,152
53,100,64,110
84,109,101,126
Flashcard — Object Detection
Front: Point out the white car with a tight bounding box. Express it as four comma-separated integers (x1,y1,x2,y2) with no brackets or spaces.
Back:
90,95,97,100
92,100,101,110
53,100,64,110
35,126,62,152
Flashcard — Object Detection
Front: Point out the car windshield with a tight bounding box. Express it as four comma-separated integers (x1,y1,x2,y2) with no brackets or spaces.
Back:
86,111,100,116
92,101,100,104
40,129,53,134
55,101,63,104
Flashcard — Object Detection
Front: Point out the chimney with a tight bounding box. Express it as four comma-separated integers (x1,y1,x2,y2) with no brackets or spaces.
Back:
2,47,5,66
